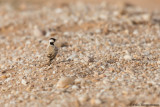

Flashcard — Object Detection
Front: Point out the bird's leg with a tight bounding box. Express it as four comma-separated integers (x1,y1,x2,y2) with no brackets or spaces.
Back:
48,58,54,66
48,61,51,66
46,59,51,66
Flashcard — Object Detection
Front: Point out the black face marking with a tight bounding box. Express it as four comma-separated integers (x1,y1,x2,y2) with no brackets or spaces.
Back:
50,42,54,45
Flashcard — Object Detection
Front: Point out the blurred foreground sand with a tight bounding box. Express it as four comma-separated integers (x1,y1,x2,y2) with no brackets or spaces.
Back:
0,0,160,107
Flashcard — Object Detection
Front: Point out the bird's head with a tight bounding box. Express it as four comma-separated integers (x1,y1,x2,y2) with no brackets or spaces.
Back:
49,38,56,45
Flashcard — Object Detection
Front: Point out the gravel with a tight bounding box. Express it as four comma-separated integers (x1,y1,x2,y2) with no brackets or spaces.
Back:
0,0,160,107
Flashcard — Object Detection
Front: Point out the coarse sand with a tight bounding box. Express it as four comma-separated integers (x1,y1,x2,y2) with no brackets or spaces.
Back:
0,0,160,107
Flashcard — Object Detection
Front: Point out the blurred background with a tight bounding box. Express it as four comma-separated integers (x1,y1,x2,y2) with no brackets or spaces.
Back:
0,0,160,107
0,0,160,11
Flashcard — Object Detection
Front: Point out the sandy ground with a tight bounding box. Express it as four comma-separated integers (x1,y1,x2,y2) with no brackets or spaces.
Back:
0,0,160,107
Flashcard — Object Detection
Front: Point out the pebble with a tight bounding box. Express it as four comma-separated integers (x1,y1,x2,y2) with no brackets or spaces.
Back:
78,94,89,103
95,29,102,33
90,98,102,105
83,56,94,63
33,26,42,37
75,78,84,84
57,77,75,88
157,61,160,64
72,85,79,90
142,14,151,22
88,57,94,62
52,70,56,74
55,8,63,13
21,79,27,86
0,75,8,79
0,1,160,107
124,54,132,60
67,53,78,61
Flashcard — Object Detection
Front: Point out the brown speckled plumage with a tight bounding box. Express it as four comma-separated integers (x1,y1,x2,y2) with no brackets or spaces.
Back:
47,38,58,65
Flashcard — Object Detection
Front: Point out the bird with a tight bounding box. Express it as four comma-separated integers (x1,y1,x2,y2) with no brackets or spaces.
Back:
47,38,58,65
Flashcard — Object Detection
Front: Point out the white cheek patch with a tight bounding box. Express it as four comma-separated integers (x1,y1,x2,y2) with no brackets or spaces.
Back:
49,40,54,43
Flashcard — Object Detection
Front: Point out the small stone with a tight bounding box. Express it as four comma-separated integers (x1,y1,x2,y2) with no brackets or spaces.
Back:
72,85,79,90
95,29,101,33
83,56,94,63
33,25,42,37
90,98,102,105
93,72,99,77
108,67,115,72
26,85,34,91
124,29,129,35
26,86,31,91
142,14,151,22
75,78,84,84
78,94,89,104
63,32,70,36
30,95,36,100
57,76,75,88
67,53,78,61
157,61,160,64
103,24,108,34
99,74,106,78
124,54,132,60
52,70,56,74
55,8,63,13
0,75,7,79
83,57,89,62
25,40,31,45
133,30,138,35
88,57,94,62
21,79,27,86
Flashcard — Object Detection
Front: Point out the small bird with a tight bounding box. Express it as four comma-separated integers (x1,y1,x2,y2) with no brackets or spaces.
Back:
47,38,58,65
